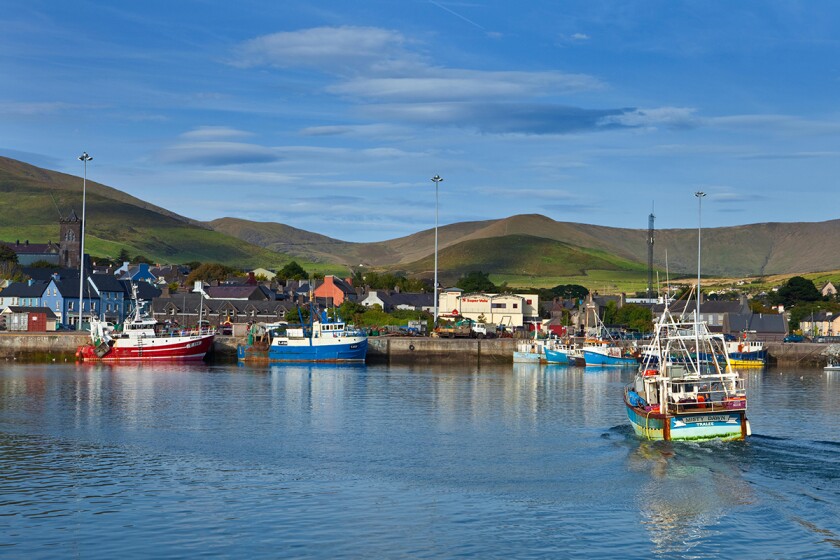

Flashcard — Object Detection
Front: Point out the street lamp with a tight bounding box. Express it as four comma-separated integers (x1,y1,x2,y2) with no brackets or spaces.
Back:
694,191,706,360
431,175,443,326
78,152,93,330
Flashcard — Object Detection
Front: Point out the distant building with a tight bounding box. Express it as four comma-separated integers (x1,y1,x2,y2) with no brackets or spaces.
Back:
360,290,433,312
437,290,540,329
821,282,837,297
313,275,356,306
799,311,840,338
0,306,58,332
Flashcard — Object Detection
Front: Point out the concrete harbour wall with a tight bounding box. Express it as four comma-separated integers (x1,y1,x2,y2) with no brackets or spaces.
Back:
0,332,90,362
0,333,834,367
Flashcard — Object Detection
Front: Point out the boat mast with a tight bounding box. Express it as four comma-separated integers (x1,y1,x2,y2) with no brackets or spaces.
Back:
694,191,706,373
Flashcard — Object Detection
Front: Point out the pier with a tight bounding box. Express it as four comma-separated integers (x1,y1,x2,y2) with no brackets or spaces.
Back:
0,333,834,366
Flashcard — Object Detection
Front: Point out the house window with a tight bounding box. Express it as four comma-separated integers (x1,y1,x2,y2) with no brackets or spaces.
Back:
526,299,532,305
513,303,518,309
491,303,506,309
55,302,60,312
68,301,74,311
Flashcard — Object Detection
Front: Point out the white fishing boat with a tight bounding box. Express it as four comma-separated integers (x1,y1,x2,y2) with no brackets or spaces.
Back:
623,303,750,441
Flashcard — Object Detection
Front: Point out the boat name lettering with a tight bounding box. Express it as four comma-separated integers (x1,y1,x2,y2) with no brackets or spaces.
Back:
683,415,732,424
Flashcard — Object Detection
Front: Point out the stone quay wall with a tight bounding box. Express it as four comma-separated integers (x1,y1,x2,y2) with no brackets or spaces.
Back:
0,333,834,367
0,332,90,361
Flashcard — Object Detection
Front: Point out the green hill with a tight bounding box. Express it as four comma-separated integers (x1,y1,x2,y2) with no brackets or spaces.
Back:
5,156,840,288
0,157,309,269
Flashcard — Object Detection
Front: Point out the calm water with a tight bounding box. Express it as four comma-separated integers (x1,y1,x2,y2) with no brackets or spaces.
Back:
1,362,838,559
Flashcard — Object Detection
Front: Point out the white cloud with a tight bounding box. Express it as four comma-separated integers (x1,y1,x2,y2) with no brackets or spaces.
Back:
329,69,602,101
231,26,414,71
598,107,699,129
180,127,253,140
158,142,280,165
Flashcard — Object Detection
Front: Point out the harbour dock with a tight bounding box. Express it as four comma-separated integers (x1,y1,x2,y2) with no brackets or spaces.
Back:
0,333,833,366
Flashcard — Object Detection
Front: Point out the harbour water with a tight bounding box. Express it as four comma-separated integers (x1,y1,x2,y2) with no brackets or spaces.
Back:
1,362,838,559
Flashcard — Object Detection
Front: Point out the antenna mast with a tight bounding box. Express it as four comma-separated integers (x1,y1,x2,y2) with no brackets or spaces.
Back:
647,202,655,300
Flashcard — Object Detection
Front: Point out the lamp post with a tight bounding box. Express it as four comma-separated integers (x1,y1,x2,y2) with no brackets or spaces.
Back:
78,152,93,330
694,191,706,363
431,175,443,326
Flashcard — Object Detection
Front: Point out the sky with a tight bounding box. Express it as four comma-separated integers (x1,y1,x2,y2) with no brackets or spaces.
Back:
2,0,840,242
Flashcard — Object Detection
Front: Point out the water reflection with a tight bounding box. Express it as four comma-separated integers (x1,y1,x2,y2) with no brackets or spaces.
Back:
629,441,755,557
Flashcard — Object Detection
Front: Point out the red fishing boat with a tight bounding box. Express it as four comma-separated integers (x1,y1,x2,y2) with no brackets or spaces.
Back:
76,287,215,362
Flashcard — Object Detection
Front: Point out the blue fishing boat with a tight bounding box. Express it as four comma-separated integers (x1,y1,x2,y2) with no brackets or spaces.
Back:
238,310,367,363
543,342,582,365
623,304,750,442
582,342,639,367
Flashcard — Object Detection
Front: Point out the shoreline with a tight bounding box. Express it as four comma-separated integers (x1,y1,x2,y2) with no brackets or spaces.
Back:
0,332,831,366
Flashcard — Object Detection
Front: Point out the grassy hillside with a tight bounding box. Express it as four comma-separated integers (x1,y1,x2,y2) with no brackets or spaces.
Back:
209,211,840,279
0,157,323,270
399,234,649,285
6,156,840,288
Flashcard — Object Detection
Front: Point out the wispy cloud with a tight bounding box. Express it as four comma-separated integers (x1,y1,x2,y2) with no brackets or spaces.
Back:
329,69,602,101
158,142,281,165
0,101,86,116
180,127,253,140
367,102,629,134
598,107,699,129
231,26,416,72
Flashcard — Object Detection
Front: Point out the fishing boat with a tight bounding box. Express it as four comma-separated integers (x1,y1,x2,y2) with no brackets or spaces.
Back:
513,340,545,363
238,309,367,363
76,288,215,362
582,339,639,367
543,342,583,365
623,305,750,441
725,334,767,367
825,359,840,372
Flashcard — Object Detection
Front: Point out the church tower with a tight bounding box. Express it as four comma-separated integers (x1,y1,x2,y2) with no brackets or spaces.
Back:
59,210,82,269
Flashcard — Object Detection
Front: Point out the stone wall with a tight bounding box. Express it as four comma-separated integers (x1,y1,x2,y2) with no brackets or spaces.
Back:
0,332,89,361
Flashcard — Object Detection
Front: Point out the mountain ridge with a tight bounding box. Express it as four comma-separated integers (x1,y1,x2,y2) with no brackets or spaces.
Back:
3,156,839,280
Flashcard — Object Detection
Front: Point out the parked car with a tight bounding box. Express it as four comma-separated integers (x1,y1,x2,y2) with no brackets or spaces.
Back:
783,334,805,343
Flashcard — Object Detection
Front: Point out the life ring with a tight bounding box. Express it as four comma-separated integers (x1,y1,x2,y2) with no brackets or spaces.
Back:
643,369,658,377
409,344,415,351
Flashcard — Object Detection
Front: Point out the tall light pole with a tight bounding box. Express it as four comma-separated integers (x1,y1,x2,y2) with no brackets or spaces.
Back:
431,175,443,326
694,191,706,364
78,152,93,330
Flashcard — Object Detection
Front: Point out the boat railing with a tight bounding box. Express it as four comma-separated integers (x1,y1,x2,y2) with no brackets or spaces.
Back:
668,393,747,414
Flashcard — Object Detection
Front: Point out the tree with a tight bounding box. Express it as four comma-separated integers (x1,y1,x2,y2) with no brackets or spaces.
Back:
456,271,496,293
278,261,308,280
0,244,18,263
614,304,653,333
549,284,589,301
133,254,153,265
117,248,131,263
0,260,26,283
185,263,237,285
773,276,822,307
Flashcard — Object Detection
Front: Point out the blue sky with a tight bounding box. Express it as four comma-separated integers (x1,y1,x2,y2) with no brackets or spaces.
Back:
2,1,839,242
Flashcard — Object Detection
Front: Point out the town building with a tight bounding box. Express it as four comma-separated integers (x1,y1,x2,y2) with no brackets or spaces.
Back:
1,306,58,332
437,289,540,328
359,290,433,313
313,275,356,306
799,311,840,338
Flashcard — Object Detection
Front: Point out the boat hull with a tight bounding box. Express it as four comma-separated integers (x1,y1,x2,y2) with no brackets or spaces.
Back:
625,401,747,441
583,349,638,367
543,348,569,364
77,334,215,362
513,351,542,363
238,337,367,363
